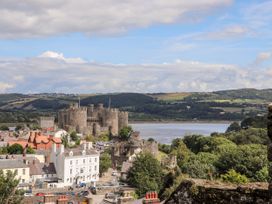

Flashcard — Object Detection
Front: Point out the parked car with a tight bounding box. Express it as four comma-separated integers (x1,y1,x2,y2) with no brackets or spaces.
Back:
76,182,87,188
89,186,97,194
24,193,33,197
78,191,89,197
35,192,45,196
105,193,116,199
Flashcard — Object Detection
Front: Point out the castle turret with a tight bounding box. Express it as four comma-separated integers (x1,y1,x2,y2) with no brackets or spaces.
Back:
118,111,129,132
102,108,119,136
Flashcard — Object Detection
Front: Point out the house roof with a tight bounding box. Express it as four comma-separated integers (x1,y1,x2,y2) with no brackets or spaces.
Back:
0,159,28,169
29,160,56,175
64,147,98,157
35,135,49,144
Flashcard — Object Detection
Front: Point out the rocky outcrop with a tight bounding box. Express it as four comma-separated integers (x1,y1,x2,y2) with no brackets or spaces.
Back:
165,179,269,204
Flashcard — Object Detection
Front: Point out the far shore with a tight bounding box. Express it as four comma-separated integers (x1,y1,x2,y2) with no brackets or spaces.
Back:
129,120,233,124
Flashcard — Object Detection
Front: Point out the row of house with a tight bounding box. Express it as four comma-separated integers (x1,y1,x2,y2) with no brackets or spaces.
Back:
0,142,99,189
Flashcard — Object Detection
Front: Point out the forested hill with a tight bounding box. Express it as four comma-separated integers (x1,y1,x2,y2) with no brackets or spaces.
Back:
0,88,270,123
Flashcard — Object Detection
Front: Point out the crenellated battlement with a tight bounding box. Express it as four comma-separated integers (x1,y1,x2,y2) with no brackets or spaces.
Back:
58,103,128,136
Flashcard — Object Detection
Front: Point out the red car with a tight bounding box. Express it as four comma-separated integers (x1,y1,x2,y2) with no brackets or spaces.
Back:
35,192,45,196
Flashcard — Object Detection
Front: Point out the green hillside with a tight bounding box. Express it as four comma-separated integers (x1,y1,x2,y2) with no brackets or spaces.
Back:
0,89,270,123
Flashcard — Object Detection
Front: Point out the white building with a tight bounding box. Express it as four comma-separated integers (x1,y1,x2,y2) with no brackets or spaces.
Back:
50,142,99,187
0,159,30,186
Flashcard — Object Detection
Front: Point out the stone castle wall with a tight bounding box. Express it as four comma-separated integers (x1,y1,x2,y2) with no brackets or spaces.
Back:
165,179,269,204
58,103,128,136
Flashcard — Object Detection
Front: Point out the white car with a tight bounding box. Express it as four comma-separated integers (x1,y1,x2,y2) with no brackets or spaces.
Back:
24,193,33,197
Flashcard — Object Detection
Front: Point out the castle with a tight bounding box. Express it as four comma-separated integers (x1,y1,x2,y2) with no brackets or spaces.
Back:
58,103,128,136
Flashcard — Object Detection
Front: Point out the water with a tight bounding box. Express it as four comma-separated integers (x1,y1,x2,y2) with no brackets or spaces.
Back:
130,122,230,144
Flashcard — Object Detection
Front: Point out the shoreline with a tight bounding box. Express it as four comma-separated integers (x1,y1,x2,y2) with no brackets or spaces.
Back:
129,120,233,124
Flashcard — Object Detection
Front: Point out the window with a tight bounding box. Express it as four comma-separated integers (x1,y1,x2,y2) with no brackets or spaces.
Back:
22,169,25,175
80,168,84,173
70,169,72,174
70,160,72,165
94,166,97,171
70,178,72,183
89,158,91,163
22,179,25,183
83,159,85,164
14,169,18,175
95,158,97,162
76,160,78,165
89,167,91,172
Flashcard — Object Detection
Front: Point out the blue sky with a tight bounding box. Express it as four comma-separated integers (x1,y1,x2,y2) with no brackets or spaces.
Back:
0,0,272,93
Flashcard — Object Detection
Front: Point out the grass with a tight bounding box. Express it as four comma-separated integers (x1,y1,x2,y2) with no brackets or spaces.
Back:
150,93,192,101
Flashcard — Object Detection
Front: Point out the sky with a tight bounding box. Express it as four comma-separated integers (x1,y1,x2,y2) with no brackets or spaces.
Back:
0,0,272,93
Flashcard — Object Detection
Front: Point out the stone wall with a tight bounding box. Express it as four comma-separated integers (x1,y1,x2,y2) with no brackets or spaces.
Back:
58,103,128,136
165,179,269,204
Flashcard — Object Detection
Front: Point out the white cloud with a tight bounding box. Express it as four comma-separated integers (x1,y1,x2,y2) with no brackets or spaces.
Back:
39,51,86,63
0,82,15,93
0,51,272,93
0,0,232,39
252,52,272,66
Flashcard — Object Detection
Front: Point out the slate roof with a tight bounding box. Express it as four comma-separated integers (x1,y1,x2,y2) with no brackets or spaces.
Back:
29,159,56,175
0,159,28,169
64,147,98,157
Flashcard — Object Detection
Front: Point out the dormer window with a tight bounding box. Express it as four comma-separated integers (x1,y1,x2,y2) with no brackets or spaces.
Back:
69,151,73,156
82,150,86,156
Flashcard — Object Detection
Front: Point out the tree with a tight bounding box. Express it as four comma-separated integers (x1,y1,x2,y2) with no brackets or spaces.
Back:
0,170,24,204
61,134,69,148
226,122,241,133
15,125,23,132
181,152,218,179
99,152,112,176
26,146,35,154
70,131,79,142
182,135,202,153
7,144,23,154
119,126,133,140
221,169,248,184
224,128,269,145
170,139,192,167
215,144,267,181
0,125,9,131
127,153,163,197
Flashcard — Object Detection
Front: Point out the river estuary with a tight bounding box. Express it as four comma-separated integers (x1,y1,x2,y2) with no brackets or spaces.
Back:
130,122,230,144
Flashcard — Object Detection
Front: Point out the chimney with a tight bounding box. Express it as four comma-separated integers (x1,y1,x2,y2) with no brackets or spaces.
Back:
52,143,57,153
60,144,64,154
23,159,29,165
87,142,93,150
45,154,50,164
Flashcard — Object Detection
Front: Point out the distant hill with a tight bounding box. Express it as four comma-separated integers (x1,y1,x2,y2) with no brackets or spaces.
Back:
81,93,155,108
0,89,270,123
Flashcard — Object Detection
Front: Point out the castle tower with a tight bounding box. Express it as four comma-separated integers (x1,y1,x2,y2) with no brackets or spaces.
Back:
69,106,87,133
102,108,119,136
118,111,129,132
267,104,272,202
